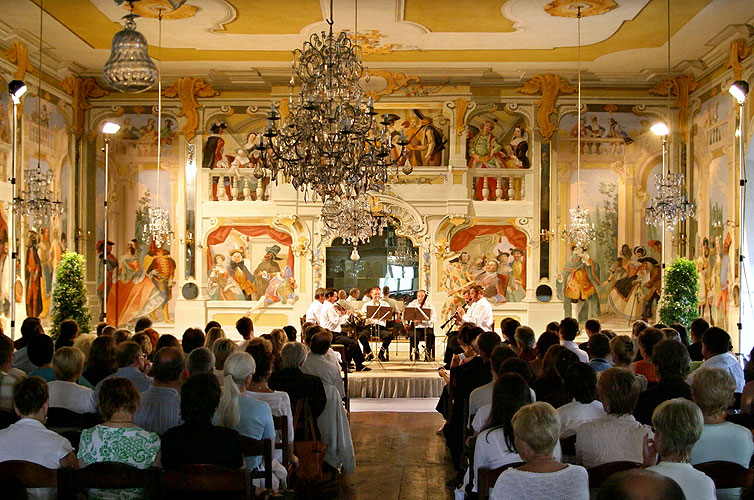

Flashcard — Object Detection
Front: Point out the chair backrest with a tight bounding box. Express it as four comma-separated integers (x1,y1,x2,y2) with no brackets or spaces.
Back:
560,434,577,457
693,461,754,489
0,460,59,489
163,464,251,499
61,462,160,498
46,407,101,434
240,436,274,489
477,462,525,500
272,414,292,466
0,409,18,429
587,461,641,489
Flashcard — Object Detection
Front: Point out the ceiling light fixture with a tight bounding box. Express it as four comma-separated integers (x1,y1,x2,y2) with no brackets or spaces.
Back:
8,80,27,104
103,0,158,93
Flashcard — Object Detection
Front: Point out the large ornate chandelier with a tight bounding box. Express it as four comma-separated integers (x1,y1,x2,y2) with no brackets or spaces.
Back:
644,171,694,232
258,0,409,203
103,2,158,93
320,194,389,246
15,165,63,229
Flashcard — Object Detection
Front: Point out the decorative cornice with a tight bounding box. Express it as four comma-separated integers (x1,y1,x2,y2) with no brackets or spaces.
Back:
364,70,421,102
515,74,576,142
649,74,699,137
6,41,32,81
60,76,108,139
726,38,752,81
163,77,219,140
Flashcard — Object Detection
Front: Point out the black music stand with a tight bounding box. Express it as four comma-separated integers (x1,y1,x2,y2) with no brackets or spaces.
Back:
402,306,433,368
365,305,393,368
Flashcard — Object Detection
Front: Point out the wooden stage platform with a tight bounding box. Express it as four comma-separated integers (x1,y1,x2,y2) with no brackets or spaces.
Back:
349,358,446,398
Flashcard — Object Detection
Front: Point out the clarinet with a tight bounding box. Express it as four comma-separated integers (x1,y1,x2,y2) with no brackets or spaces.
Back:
441,296,472,329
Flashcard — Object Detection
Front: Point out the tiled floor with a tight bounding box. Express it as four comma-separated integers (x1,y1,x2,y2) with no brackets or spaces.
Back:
343,411,455,500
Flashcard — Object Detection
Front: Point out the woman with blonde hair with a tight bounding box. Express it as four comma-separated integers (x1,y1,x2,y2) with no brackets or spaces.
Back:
268,329,288,372
610,334,647,391
204,326,226,349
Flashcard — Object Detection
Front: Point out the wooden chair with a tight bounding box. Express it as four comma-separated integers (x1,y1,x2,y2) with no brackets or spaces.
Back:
60,462,160,500
587,461,641,489
0,460,60,489
240,436,275,489
477,462,525,500
693,461,754,489
273,414,293,467
163,464,252,500
46,407,100,433
59,430,82,453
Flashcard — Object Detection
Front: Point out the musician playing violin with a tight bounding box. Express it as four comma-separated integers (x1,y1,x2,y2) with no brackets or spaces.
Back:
406,290,437,360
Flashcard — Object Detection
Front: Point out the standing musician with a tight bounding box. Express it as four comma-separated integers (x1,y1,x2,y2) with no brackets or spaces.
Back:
360,286,394,361
406,290,437,360
322,288,369,372
458,284,494,332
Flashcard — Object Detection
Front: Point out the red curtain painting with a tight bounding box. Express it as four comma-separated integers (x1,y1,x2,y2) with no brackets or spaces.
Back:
205,226,294,271
449,224,527,288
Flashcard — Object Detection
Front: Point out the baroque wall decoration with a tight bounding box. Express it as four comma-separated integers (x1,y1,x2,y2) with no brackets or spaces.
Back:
7,42,33,82
163,77,219,140
649,74,699,137
726,39,752,81
363,70,421,102
544,0,617,18
516,74,575,143
60,76,109,139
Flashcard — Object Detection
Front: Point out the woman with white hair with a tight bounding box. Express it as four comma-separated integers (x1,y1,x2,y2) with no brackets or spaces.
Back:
491,402,588,500
690,368,754,500
643,398,716,500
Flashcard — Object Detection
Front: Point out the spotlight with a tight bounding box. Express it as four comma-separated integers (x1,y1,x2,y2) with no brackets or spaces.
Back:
729,80,749,104
8,80,27,104
650,122,670,137
102,121,121,135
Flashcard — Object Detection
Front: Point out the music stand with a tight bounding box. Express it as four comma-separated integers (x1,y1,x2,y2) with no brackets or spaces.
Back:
365,305,392,367
402,306,433,368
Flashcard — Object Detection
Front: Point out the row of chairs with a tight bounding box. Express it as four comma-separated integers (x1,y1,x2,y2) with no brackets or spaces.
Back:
0,437,274,500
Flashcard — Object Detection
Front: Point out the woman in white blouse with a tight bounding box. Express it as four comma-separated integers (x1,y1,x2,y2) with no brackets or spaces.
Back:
491,402,588,500
47,347,96,414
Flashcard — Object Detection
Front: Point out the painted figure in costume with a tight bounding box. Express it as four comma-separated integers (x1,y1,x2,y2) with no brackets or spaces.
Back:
563,245,602,322
38,227,54,317
252,245,283,301
474,259,508,304
696,238,713,323
402,117,423,167
440,251,475,321
586,115,605,153
0,229,9,316
607,118,634,146
509,126,529,168
118,118,140,140
140,119,156,140
202,122,226,170
107,240,143,325
608,244,632,282
716,233,732,327
96,240,117,320
145,244,176,323
418,113,445,166
229,249,254,300
25,231,43,317
208,254,244,301
640,257,661,322
468,120,505,200
507,248,526,302
262,266,297,304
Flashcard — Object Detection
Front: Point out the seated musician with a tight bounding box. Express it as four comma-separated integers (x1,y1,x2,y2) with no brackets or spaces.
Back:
321,288,369,372
360,286,395,361
458,284,494,332
406,290,437,360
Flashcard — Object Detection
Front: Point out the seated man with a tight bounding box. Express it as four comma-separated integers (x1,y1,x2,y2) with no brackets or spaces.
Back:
587,333,613,373
0,376,77,500
301,329,345,399
686,326,745,392
95,341,153,399
134,346,185,434
0,334,25,412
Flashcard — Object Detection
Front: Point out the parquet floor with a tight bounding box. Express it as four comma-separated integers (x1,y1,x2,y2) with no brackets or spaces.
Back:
343,411,455,500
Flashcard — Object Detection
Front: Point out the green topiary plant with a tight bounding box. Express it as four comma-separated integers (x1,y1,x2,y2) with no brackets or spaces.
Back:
51,250,92,337
658,256,699,329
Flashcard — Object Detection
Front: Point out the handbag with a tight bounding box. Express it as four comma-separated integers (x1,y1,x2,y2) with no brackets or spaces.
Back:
292,399,328,481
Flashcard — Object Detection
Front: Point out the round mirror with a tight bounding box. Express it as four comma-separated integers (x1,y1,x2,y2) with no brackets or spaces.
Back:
535,284,553,303
182,282,199,300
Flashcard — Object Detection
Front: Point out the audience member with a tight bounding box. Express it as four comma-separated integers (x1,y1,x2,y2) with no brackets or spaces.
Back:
78,377,160,498
0,377,77,500
187,347,215,376
534,346,578,408
687,327,744,392
469,344,518,418
644,398,715,500
596,469,686,500
95,322,108,337
610,334,648,391
580,318,601,350
662,327,682,343
559,318,588,363
0,334,24,412
12,317,43,373
690,368,754,500
82,336,117,388
268,328,288,371
134,316,153,334
72,333,96,360
161,372,243,469
687,318,708,362
301,329,345,398
576,367,650,468
634,339,691,425
587,333,612,373
96,341,152,397
54,319,78,350
514,326,537,362
283,325,297,343
545,322,560,336
557,362,606,438
204,321,221,335
204,326,225,349
154,334,180,352
130,331,153,361
472,357,536,433
100,325,116,337
211,338,237,383
48,347,95,413
181,328,205,354
633,327,664,384
631,320,650,361
529,331,560,378
112,329,131,345
499,317,521,349
28,335,55,381
134,346,185,434
236,317,254,348
670,323,689,346
491,402,588,500
141,329,160,356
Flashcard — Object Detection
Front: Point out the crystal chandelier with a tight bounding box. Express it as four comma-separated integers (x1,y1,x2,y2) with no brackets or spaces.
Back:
320,194,389,246
258,0,409,203
15,165,63,229
103,2,158,93
388,237,418,267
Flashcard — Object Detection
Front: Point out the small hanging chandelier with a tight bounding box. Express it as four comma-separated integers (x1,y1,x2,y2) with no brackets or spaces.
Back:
321,193,389,246
103,1,158,93
15,165,64,230
388,237,418,267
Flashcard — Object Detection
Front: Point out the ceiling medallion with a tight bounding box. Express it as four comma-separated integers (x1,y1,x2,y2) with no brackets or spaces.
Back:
544,0,616,18
348,29,402,56
127,0,197,20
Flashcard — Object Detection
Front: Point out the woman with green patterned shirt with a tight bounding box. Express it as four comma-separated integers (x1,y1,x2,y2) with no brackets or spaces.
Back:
77,378,161,500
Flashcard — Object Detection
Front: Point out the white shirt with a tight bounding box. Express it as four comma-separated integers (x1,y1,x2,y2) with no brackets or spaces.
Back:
687,352,745,392
405,299,437,328
301,353,345,399
305,300,324,325
575,414,651,468
646,462,716,500
362,299,391,327
245,391,294,464
462,297,494,331
321,300,349,333
691,422,754,500
561,340,589,363
557,399,606,438
0,418,74,500
490,464,588,500
47,380,96,414
469,381,494,421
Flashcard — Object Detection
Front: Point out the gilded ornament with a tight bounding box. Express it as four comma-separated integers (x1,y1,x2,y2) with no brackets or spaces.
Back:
363,70,420,101
516,74,576,143
649,74,698,137
544,0,617,18
60,76,109,139
7,42,33,82
126,0,197,19
726,39,752,81
162,77,219,140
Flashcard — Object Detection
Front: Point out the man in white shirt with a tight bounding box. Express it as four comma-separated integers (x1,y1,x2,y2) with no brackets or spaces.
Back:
0,334,25,412
301,329,346,398
360,286,395,361
406,290,437,360
346,288,360,302
322,288,369,371
686,326,745,392
305,287,326,325
560,317,589,363
459,284,494,332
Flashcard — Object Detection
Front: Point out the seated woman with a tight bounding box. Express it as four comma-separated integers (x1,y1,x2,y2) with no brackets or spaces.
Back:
634,339,691,425
631,328,664,384
244,338,295,465
690,368,754,500
610,335,647,391
77,378,161,500
644,398,716,500
218,352,285,487
211,338,237,385
161,372,243,469
48,347,96,414
575,367,651,468
82,336,118,388
491,402,588,500
557,362,606,439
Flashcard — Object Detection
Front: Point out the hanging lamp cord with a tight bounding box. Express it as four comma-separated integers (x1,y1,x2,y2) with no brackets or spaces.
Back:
576,6,582,210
